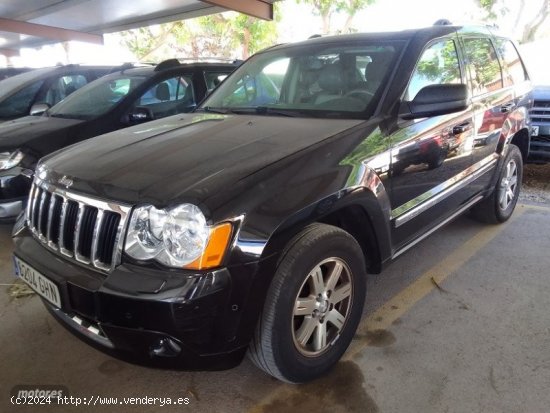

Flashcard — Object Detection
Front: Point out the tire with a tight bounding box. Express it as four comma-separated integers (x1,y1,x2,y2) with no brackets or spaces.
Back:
247,223,367,383
470,145,523,224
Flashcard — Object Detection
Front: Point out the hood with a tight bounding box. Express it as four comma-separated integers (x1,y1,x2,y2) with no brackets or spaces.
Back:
40,113,362,206
0,115,83,151
533,86,550,101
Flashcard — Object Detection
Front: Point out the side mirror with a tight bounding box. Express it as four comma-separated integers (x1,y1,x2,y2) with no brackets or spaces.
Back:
29,103,50,116
400,84,468,120
128,106,154,123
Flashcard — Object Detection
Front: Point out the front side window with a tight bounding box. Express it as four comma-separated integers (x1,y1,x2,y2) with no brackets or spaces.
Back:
138,76,194,106
494,39,528,86
0,80,44,119
406,39,462,100
462,38,503,96
201,42,402,118
48,74,146,120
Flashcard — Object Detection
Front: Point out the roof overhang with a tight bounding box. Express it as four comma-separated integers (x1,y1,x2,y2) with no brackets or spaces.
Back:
0,0,275,57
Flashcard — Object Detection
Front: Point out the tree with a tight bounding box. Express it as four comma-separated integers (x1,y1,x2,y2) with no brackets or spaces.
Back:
119,24,177,61
297,0,375,34
118,7,279,61
338,0,376,33
476,0,550,43
520,0,550,43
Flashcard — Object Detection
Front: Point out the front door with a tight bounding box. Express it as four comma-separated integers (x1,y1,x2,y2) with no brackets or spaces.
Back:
388,37,476,249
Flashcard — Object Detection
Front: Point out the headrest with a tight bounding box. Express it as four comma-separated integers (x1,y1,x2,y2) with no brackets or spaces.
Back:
156,82,170,101
318,64,344,93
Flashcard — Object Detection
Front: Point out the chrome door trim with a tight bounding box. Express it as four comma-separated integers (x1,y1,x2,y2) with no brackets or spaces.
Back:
391,154,498,228
393,195,483,259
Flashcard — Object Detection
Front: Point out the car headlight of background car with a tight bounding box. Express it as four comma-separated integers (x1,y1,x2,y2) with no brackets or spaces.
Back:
0,150,24,171
124,203,233,270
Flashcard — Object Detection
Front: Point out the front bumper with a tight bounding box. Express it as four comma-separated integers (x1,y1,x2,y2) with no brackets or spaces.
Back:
528,134,550,162
13,227,260,370
0,167,32,221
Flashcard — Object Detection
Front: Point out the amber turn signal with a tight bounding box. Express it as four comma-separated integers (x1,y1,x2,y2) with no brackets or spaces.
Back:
184,222,233,270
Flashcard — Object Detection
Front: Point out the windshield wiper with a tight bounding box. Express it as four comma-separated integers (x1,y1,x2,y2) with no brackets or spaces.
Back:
255,106,303,117
200,106,305,117
200,106,230,114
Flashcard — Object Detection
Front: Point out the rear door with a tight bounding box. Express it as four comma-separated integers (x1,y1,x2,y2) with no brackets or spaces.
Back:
388,36,476,248
459,35,512,192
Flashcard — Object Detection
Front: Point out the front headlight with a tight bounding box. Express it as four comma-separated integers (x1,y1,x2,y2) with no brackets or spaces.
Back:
0,150,24,171
125,203,233,270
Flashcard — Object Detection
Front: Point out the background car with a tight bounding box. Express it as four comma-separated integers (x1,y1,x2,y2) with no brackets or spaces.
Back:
0,64,118,123
0,59,238,221
528,85,550,162
0,67,31,80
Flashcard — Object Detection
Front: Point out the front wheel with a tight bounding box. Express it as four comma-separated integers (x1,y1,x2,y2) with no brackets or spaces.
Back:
471,145,523,224
247,223,367,383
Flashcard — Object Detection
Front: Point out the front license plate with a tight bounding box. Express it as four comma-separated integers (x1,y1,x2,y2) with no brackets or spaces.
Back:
13,256,61,308
531,126,539,136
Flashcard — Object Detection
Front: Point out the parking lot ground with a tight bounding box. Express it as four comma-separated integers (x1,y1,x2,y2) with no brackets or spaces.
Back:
1,201,549,413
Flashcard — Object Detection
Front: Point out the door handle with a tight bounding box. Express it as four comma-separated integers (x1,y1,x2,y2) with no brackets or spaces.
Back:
500,102,515,113
452,121,471,135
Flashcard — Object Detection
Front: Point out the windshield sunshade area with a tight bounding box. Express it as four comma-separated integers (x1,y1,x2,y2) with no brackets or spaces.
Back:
48,74,147,120
201,41,401,119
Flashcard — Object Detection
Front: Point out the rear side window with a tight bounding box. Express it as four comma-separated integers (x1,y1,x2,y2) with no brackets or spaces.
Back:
406,39,462,100
204,72,230,92
494,39,528,86
0,80,44,119
462,38,503,96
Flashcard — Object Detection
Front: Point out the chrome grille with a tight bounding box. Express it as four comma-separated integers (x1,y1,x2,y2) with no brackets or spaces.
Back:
530,100,550,125
27,179,131,272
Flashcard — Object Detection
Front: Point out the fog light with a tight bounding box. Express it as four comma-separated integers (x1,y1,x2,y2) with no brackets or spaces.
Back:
150,337,182,358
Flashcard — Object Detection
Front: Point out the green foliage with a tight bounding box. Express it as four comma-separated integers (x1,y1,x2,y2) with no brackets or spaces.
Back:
415,41,461,85
297,0,375,33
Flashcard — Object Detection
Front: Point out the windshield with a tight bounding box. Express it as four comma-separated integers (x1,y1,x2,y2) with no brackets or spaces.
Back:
200,41,401,119
0,68,53,101
48,73,147,120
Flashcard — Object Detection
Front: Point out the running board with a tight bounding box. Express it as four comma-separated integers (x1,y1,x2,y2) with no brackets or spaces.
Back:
392,195,484,259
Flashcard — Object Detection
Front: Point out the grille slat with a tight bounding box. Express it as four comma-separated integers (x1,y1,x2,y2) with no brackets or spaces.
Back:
530,100,550,126
63,201,79,253
27,181,128,272
39,192,52,238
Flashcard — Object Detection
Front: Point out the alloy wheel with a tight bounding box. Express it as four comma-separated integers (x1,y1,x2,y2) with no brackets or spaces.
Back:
498,158,518,210
292,257,353,356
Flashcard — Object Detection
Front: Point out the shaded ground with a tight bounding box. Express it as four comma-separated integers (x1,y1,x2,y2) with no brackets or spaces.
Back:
521,163,550,203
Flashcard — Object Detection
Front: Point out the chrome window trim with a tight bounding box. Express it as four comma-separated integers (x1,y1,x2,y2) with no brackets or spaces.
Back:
27,177,132,273
391,154,498,228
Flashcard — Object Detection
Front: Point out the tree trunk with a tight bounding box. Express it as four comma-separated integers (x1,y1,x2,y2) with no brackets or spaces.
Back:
322,13,331,34
342,14,354,33
521,0,549,43
242,27,251,59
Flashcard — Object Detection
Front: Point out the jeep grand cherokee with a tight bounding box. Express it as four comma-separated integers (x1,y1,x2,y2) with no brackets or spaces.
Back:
12,24,532,383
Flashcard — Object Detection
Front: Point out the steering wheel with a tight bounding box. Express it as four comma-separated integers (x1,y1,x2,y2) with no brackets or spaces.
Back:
344,89,375,102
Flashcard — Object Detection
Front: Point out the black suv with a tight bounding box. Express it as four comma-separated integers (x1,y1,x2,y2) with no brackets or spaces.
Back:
12,24,532,383
0,65,117,123
0,59,237,221
528,86,550,162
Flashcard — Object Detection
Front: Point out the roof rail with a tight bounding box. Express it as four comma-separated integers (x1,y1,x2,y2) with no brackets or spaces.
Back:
155,58,181,71
433,19,453,26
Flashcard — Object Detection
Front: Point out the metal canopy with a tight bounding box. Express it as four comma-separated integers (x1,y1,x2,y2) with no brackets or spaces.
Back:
0,0,275,57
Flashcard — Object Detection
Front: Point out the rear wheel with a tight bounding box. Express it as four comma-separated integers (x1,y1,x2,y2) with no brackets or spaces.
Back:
248,223,367,383
471,145,523,224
